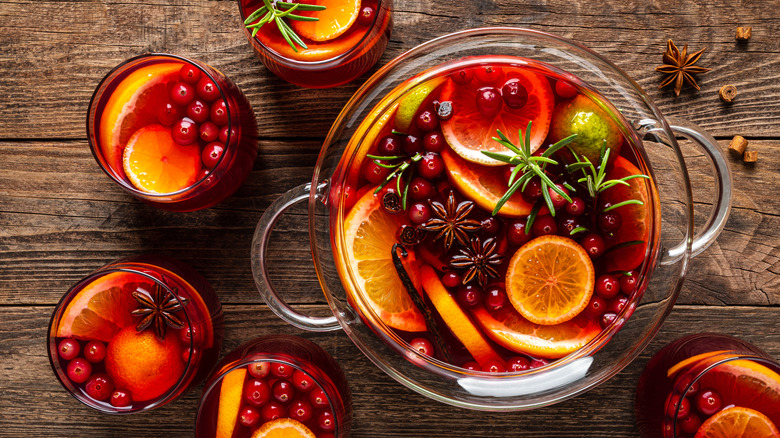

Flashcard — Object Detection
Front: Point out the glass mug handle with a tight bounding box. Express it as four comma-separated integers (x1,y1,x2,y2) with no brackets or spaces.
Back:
658,120,733,265
251,182,341,332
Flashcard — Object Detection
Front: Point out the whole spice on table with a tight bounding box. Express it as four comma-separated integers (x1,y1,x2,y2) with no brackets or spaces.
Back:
743,150,758,163
736,27,752,41
656,39,710,96
728,135,748,156
719,85,738,103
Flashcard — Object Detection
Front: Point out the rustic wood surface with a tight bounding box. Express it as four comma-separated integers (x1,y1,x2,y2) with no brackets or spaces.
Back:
1,0,778,436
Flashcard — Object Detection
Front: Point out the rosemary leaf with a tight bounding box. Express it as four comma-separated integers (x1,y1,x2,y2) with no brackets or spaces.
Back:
492,176,524,215
277,1,326,11
541,181,555,216
542,133,578,157
525,202,542,234
602,199,644,212
605,240,645,253
244,6,269,24
570,226,589,235
480,151,515,163
274,16,297,53
367,154,405,160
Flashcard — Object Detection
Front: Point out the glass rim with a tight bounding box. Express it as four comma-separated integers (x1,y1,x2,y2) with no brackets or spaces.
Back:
86,52,233,199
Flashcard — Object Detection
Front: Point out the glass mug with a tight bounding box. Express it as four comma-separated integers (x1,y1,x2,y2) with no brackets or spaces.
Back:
251,28,732,410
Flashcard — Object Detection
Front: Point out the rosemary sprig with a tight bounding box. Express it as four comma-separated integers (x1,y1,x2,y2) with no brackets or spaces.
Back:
370,152,422,210
481,121,578,216
565,145,650,200
243,0,326,52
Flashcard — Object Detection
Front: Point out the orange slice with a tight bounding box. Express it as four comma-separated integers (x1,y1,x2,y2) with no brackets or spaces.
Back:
666,350,735,378
99,62,182,178
442,148,535,217
340,189,426,332
471,306,600,359
215,368,247,438
420,264,502,368
122,124,202,194
506,235,595,325
601,156,652,272
55,272,140,342
440,65,554,166
289,0,360,42
694,406,780,438
697,359,780,417
251,418,316,438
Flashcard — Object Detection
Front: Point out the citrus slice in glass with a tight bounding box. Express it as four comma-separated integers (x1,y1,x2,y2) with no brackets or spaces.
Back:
122,124,202,193
697,359,780,418
340,189,426,332
506,235,595,325
440,66,554,166
251,418,316,438
694,406,780,438
394,77,446,132
215,368,247,438
289,0,361,42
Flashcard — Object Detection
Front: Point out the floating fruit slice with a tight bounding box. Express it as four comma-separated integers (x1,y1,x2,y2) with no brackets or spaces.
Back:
442,148,535,217
289,0,361,42
251,418,316,438
55,272,140,342
104,327,185,401
122,124,202,194
472,306,600,359
666,350,735,378
697,359,780,417
420,265,502,368
99,62,182,178
601,156,652,272
506,235,595,325
394,77,446,132
694,406,780,438
440,66,554,166
548,94,623,165
340,189,426,332
215,368,247,438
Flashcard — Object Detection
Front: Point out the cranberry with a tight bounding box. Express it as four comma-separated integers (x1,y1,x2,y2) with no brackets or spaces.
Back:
666,394,691,419
403,135,422,154
318,410,336,431
198,121,219,143
84,340,106,363
483,359,506,373
196,77,220,102
485,286,506,311
182,347,198,363
532,215,558,237
461,361,480,371
522,178,543,202
559,216,585,236
248,362,270,378
581,233,606,258
408,203,431,224
85,373,113,401
480,216,500,236
377,135,402,156
202,142,225,170
501,79,529,109
599,211,622,233
475,87,503,117
608,295,629,314
451,69,474,85
357,5,375,25
260,401,285,422
309,387,329,408
566,197,586,216
507,356,531,372
474,66,503,84
423,131,445,152
157,102,182,126
530,358,548,369
238,406,261,428
441,271,461,288
410,338,434,356
210,100,229,126
685,378,700,397
244,379,271,406
272,380,295,403
58,338,80,361
292,370,314,392
418,152,444,180
172,117,198,145
289,398,314,422
170,81,196,106
595,275,620,299
506,220,531,246
555,80,578,99
271,362,293,379
695,388,722,416
408,177,434,201
110,390,131,407
586,296,607,319
185,99,209,124
548,184,569,209
415,109,438,132
219,126,236,144
600,312,617,329
680,413,702,434
179,326,201,346
179,64,202,85
67,358,92,384
362,160,390,184
620,271,638,294
457,284,482,308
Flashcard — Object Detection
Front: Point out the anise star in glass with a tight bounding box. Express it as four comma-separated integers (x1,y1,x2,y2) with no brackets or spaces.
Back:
656,39,710,96
420,191,481,250
449,236,504,287
132,283,187,341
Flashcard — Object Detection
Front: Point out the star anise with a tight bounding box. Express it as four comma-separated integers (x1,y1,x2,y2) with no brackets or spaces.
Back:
449,236,504,287
656,39,710,96
132,283,187,341
420,191,481,250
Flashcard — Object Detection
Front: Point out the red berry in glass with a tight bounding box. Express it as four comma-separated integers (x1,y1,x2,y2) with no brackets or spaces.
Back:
157,102,182,126
273,380,295,403
58,338,80,361
404,134,422,154
210,100,229,126
476,87,503,117
186,99,210,124
179,64,202,85
202,142,225,170
508,356,531,372
244,379,271,406
415,109,439,132
357,5,375,26
84,340,106,363
85,373,114,401
410,337,434,356
67,358,92,384
501,78,529,109
170,81,196,106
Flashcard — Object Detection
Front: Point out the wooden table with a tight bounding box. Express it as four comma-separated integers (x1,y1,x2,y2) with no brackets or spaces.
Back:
2,0,779,436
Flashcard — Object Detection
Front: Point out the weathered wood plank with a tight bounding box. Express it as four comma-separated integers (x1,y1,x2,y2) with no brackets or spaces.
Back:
0,0,778,139
1,304,778,437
